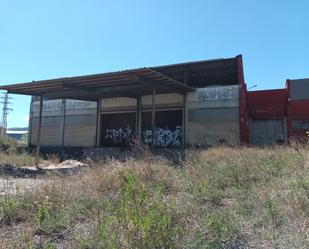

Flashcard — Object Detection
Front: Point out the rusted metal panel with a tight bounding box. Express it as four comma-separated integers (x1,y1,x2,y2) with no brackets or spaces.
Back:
247,89,287,118
287,100,309,141
287,100,309,116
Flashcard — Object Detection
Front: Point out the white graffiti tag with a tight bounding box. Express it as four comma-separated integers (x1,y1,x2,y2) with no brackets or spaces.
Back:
105,127,133,144
142,126,183,147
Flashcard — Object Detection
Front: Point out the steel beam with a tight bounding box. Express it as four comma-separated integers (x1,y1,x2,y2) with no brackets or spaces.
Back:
27,97,34,146
35,96,43,166
136,96,142,142
183,92,188,147
60,99,67,160
96,99,102,147
151,88,156,148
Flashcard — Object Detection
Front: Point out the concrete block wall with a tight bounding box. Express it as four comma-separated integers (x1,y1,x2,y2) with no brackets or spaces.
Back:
101,93,183,113
29,85,240,147
186,85,240,146
30,99,97,147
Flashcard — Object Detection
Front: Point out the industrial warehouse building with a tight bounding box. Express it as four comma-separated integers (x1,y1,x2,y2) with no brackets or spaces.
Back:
0,55,308,149
247,78,309,144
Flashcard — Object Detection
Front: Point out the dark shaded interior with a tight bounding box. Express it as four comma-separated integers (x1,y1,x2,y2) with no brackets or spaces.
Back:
101,113,136,147
154,57,239,88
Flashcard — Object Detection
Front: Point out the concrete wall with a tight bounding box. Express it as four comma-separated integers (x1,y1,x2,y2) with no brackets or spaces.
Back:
29,85,240,147
101,94,183,113
186,85,240,146
30,99,97,147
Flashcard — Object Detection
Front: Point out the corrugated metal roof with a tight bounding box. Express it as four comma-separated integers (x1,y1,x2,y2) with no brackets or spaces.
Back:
0,67,195,100
0,67,149,88
0,55,242,100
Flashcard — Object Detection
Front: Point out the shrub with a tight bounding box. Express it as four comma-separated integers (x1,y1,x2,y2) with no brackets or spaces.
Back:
263,198,282,227
0,198,19,225
0,134,18,153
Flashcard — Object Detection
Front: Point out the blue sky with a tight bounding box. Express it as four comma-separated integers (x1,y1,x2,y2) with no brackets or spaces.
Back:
0,0,308,127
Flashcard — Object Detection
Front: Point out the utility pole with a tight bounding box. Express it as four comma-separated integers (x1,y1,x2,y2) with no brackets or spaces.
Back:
0,92,13,135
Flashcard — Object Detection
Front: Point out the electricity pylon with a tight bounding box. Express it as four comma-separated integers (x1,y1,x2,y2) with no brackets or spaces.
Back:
0,92,13,135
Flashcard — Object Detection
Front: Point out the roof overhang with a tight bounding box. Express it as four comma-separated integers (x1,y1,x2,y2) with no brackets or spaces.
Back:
0,68,195,101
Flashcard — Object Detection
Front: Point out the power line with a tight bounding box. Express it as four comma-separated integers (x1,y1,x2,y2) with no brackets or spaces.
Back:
0,92,13,135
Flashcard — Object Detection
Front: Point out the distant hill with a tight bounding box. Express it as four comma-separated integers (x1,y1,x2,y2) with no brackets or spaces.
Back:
7,127,28,132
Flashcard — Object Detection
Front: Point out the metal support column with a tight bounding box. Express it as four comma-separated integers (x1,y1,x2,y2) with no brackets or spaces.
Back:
151,88,156,149
35,96,43,167
183,92,188,148
96,99,102,147
136,96,142,142
27,97,34,146
60,99,67,161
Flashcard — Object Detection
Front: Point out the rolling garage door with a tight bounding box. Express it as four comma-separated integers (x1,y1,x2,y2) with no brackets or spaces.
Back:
250,119,284,145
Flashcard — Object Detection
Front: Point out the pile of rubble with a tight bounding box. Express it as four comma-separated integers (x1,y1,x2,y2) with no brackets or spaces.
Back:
0,160,87,178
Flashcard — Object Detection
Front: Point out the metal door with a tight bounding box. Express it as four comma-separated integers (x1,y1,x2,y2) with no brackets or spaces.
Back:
250,119,284,145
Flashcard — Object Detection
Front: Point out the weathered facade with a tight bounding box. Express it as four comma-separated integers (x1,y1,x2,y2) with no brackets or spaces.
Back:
29,84,241,147
1,55,308,151
247,78,309,145
17,55,245,148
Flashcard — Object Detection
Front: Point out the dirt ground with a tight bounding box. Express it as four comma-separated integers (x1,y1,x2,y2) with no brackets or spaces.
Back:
0,177,48,198
0,159,87,198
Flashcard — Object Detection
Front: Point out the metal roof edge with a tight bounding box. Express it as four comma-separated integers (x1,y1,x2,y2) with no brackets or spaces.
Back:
152,55,238,70
0,56,240,88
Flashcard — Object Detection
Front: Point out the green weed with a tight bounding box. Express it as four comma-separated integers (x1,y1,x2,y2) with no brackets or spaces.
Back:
0,198,19,224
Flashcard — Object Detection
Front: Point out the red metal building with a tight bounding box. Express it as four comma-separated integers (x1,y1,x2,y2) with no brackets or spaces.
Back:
286,79,309,142
247,79,309,145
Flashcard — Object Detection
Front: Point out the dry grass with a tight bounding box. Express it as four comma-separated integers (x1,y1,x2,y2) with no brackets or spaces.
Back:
0,145,308,248
0,134,36,166
0,134,56,167
0,152,37,167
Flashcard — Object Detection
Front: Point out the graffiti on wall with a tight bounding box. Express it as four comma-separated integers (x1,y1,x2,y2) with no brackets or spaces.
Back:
142,126,183,147
195,86,239,102
105,127,133,145
104,126,183,147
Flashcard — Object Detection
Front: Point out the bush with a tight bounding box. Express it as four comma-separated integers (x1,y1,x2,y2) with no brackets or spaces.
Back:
0,198,19,225
0,134,18,153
